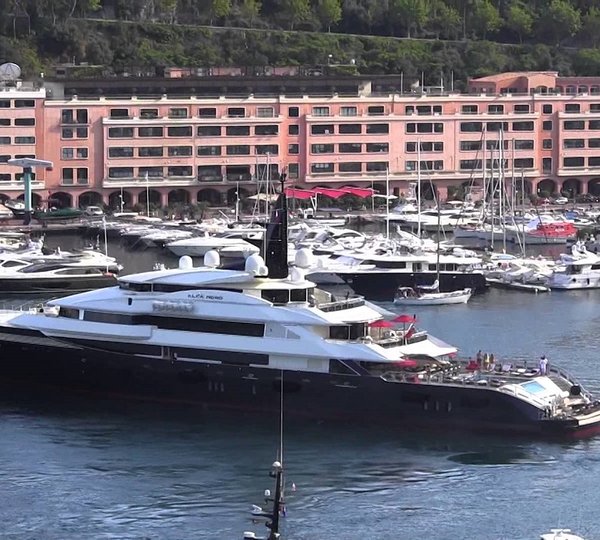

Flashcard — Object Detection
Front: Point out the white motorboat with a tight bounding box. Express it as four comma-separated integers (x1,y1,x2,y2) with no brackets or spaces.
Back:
394,283,472,305
548,242,600,289
540,529,586,540
165,233,260,257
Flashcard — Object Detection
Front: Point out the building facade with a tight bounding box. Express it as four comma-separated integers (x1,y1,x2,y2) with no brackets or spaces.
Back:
2,70,600,209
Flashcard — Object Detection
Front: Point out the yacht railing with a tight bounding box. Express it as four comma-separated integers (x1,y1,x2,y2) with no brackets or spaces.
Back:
0,300,45,313
318,295,365,312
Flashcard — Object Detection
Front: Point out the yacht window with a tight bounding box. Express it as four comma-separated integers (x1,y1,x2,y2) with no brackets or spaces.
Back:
261,290,290,304
349,322,367,340
329,325,350,340
2,260,26,267
120,282,152,292
591,264,600,270
329,359,359,375
58,307,79,319
84,311,133,324
289,289,308,302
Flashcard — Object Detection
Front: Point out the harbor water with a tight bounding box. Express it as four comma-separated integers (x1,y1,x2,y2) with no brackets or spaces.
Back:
1,233,600,539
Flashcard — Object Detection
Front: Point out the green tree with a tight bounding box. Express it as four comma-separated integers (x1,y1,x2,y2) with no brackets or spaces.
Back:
469,0,501,39
581,7,600,47
573,48,600,75
391,0,428,38
281,0,311,30
317,0,341,32
538,0,581,43
239,0,262,26
429,0,461,39
506,1,534,43
211,0,231,23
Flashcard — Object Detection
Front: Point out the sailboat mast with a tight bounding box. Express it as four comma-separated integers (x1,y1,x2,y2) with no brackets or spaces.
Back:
385,166,390,240
500,128,507,252
436,188,441,288
417,142,422,239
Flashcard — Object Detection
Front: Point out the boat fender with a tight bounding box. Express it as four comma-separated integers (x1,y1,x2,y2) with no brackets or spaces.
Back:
570,385,581,396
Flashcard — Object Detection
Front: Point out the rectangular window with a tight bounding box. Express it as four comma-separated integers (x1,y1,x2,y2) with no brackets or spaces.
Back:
542,158,552,171
256,107,274,118
288,125,299,135
138,147,164,157
591,104,600,112
109,167,134,178
108,127,134,138
167,126,192,137
110,108,129,119
459,140,482,151
227,107,245,118
62,167,74,184
340,106,357,116
226,126,250,136
405,106,415,115
339,124,361,134
407,123,443,133
288,163,299,178
368,105,385,116
76,127,88,138
486,140,508,151
14,136,35,144
589,138,600,148
14,99,35,108
487,121,509,132
288,144,299,154
311,144,334,154
168,166,192,176
543,139,553,149
139,166,163,178
62,128,73,139
461,105,478,114
512,121,534,131
542,104,553,114
313,106,330,116
14,118,35,126
564,120,584,130
339,143,361,153
366,162,388,172
226,145,250,155
198,145,221,156
460,122,483,132
311,163,334,173
488,104,504,114
366,123,389,134
255,125,278,136
339,162,362,172
0,174,11,181
76,168,88,185
0,100,10,108
311,124,334,135
564,139,585,149
366,143,389,153
256,144,278,155
198,166,221,181
589,157,600,167
140,108,158,119
543,120,553,131
288,106,299,117
168,146,192,157
514,140,534,150
62,109,88,123
565,104,580,113
0,137,10,144
514,104,530,114
168,107,188,119
198,107,217,118
198,125,221,136
563,157,584,167
108,147,134,158
590,120,600,130
0,155,10,163
514,158,534,168
460,159,482,170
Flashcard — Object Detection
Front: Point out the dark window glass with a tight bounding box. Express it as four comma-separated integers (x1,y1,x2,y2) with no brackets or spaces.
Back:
339,124,361,134
198,126,221,136
138,127,163,137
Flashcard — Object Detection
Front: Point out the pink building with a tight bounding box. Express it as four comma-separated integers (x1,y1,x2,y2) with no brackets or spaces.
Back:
2,70,600,209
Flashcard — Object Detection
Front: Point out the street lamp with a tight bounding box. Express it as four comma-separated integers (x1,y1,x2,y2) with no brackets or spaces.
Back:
8,157,53,224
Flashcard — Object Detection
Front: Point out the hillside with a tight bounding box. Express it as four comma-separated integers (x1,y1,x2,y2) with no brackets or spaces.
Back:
1,0,600,85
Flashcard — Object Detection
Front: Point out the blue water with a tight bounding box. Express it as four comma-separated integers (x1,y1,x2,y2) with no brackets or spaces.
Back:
1,235,599,539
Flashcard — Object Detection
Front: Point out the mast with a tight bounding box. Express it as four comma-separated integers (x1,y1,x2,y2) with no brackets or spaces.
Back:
264,172,288,279
417,142,422,239
436,188,441,290
521,168,526,258
385,166,390,240
500,128,507,252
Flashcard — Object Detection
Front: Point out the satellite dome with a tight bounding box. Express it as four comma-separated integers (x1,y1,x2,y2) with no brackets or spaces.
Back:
203,250,220,268
245,253,267,276
294,248,314,269
178,255,193,270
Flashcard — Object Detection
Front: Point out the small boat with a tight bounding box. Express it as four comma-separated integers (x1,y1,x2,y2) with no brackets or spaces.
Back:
394,282,472,305
540,529,586,540
486,277,550,293
34,207,82,222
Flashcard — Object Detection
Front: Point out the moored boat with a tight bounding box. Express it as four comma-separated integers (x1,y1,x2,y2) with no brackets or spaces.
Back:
394,285,472,305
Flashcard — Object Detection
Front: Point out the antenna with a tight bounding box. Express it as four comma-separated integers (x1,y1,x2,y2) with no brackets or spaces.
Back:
0,62,21,81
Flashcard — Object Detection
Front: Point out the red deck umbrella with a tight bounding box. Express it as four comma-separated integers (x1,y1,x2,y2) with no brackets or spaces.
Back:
392,314,416,324
368,319,395,328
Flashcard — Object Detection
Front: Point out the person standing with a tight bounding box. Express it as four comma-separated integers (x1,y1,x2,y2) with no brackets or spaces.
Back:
539,355,548,375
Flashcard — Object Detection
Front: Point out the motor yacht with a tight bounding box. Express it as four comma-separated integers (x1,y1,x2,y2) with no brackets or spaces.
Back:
0,190,598,437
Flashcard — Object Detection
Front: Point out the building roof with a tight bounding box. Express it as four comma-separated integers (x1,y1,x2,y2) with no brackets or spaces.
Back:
469,71,558,82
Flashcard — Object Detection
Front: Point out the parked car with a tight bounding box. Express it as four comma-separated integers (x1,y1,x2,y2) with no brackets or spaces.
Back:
83,205,104,216
554,196,569,205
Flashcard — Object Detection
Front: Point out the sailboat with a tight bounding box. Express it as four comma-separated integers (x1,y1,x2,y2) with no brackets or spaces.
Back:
394,170,472,306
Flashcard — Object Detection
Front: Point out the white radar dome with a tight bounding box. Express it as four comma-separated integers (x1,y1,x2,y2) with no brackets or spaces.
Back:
294,248,314,269
178,255,193,270
203,250,220,268
245,254,268,276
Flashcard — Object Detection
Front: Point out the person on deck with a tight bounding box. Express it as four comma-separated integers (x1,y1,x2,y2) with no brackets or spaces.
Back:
539,355,548,375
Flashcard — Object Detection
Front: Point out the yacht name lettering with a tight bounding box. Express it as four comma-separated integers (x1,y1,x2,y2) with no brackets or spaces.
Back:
187,293,224,301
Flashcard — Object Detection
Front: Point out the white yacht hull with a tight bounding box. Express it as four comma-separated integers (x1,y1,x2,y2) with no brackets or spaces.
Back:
394,289,472,305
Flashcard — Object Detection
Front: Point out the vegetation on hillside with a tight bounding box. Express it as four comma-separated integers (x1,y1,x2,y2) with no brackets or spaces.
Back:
1,0,600,83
